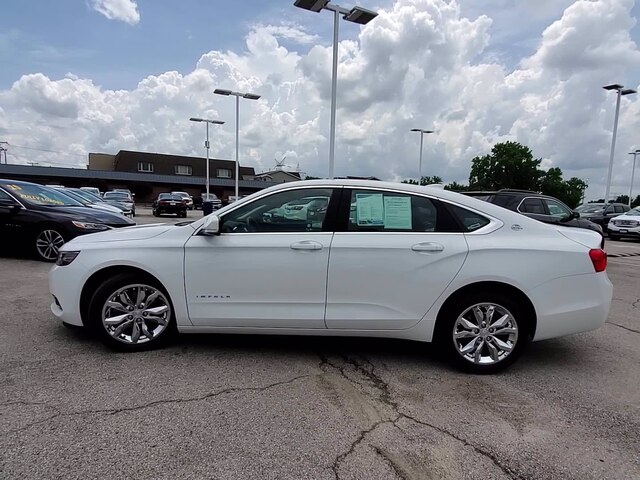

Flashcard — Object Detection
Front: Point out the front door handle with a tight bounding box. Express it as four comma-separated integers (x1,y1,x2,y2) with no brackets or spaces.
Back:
411,242,444,253
290,240,323,251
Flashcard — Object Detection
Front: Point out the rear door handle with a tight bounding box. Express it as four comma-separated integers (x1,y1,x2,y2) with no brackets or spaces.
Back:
411,242,444,253
290,240,323,251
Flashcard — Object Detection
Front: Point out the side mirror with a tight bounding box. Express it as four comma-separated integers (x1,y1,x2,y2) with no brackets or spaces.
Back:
571,211,580,219
200,215,220,236
0,199,20,213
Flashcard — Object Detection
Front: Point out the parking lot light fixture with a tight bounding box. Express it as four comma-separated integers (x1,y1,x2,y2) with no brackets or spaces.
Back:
629,149,640,207
293,1,378,178
213,89,261,198
410,129,435,180
603,84,637,204
189,117,225,198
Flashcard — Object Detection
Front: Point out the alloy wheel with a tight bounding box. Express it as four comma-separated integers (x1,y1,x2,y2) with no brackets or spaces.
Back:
452,303,519,365
101,284,171,345
36,229,65,261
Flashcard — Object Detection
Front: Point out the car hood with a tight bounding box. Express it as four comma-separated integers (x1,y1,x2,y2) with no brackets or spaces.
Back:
61,207,135,225
611,214,640,221
66,223,175,244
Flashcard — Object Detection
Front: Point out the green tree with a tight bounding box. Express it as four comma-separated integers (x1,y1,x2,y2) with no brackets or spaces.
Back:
539,169,587,208
402,175,443,186
444,181,469,192
613,195,629,205
632,195,640,208
469,141,542,190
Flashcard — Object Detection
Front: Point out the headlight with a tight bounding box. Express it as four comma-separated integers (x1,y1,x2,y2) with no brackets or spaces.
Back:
72,221,110,231
56,251,80,266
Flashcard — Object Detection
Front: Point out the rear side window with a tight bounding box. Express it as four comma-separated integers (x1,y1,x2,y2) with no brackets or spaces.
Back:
614,206,624,214
491,195,514,208
519,198,546,214
448,205,491,232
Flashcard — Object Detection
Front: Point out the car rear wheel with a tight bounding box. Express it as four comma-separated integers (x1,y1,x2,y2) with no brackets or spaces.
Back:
436,292,529,373
35,228,65,262
87,274,176,351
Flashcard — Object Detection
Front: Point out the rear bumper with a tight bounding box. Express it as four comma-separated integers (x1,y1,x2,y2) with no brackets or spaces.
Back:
529,272,612,341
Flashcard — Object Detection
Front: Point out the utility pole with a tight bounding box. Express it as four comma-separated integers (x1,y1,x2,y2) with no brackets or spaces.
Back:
0,142,8,164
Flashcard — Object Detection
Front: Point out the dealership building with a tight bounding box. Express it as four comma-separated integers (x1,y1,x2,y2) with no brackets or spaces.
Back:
0,150,305,203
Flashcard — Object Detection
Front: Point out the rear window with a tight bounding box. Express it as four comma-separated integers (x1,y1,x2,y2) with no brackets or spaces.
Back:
448,205,491,232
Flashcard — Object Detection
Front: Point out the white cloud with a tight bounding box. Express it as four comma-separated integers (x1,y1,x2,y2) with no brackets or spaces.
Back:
2,0,640,201
89,0,140,25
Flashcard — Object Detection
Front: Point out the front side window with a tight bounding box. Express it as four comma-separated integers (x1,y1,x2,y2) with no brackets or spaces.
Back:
543,198,572,218
138,162,154,173
614,206,624,214
347,190,440,232
519,198,546,215
217,168,232,178
175,165,192,175
221,188,333,233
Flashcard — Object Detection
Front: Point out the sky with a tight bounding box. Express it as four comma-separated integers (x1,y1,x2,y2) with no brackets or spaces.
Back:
1,0,639,201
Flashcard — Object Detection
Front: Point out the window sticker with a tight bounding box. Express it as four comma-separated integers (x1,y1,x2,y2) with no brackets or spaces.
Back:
356,193,384,226
383,196,412,230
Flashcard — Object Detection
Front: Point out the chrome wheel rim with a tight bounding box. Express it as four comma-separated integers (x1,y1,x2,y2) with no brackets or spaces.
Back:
452,303,518,365
102,284,171,345
36,230,65,261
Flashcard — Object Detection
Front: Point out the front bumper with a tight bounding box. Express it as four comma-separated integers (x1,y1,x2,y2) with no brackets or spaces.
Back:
528,272,613,341
49,262,85,326
608,223,640,237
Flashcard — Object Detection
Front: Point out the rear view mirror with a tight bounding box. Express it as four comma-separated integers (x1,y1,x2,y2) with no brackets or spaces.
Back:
200,215,220,235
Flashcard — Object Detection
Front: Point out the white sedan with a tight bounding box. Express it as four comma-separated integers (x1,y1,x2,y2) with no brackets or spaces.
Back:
607,207,640,241
49,180,613,373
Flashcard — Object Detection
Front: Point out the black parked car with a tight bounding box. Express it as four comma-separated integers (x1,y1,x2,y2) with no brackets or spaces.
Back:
574,203,630,232
152,193,188,217
0,180,136,261
464,189,604,243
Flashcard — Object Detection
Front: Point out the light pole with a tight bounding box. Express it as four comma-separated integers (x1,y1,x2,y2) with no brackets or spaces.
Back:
410,128,434,181
189,117,225,198
629,149,640,207
213,89,261,198
294,0,378,178
603,84,637,204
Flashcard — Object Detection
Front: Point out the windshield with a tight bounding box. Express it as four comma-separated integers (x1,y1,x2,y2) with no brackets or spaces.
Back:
104,192,131,201
159,194,182,200
576,205,604,213
625,208,640,216
1,183,84,207
72,189,104,203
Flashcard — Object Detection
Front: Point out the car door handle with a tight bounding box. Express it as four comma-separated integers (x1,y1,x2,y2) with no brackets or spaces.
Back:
290,241,323,251
411,242,444,253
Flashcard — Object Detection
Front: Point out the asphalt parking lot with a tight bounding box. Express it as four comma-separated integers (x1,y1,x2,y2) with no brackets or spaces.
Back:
1,211,639,479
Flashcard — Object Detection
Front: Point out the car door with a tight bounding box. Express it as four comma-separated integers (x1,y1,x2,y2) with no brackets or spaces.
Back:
0,187,29,247
183,187,338,328
325,188,469,330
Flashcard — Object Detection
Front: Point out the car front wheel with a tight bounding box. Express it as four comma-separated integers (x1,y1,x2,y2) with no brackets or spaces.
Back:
35,228,65,262
87,274,176,351
436,292,529,373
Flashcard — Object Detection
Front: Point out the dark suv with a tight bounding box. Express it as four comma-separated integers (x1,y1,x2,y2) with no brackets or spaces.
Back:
574,203,630,232
464,189,604,240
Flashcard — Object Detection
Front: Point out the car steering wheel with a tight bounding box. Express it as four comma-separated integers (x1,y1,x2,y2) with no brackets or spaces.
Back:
246,217,258,233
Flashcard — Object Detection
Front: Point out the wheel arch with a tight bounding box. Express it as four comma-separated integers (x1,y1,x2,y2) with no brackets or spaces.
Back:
79,265,165,327
435,281,537,339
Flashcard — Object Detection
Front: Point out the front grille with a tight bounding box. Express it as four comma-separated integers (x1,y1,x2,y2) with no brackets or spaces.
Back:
613,220,638,227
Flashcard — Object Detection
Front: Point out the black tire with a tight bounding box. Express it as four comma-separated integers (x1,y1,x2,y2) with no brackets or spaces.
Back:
34,226,66,262
87,273,176,351
609,234,621,241
434,291,531,374
153,210,159,217
180,211,187,218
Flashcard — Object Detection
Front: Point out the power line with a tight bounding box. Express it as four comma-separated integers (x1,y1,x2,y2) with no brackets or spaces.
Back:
10,144,87,158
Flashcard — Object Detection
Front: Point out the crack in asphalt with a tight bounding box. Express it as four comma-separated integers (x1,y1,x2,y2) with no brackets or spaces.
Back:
606,321,640,334
3,374,311,436
372,446,408,480
319,354,521,480
632,298,639,309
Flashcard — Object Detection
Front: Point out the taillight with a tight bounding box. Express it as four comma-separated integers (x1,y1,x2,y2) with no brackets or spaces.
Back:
589,249,607,272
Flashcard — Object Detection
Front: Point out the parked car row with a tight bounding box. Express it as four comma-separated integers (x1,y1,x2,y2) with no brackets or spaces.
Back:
0,179,136,261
